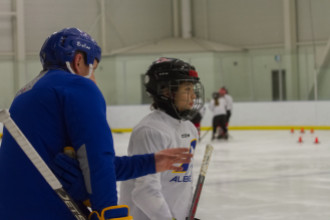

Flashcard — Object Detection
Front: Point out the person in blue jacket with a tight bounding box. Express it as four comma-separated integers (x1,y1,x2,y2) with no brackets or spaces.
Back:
0,27,191,220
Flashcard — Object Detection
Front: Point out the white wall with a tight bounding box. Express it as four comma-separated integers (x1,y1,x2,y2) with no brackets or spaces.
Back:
3,0,330,55
1,101,329,134
107,101,330,129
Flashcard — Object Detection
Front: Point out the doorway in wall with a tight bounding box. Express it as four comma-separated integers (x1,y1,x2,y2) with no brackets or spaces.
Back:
271,70,286,101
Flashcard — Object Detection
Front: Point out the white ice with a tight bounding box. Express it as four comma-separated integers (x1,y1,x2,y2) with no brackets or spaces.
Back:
1,129,329,219
113,129,330,220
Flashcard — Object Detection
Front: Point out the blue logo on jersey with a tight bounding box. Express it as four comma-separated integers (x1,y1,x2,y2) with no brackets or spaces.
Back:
173,139,197,173
170,175,192,182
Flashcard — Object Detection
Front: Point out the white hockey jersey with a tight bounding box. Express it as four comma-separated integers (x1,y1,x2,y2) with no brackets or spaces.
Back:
224,94,233,111
208,97,227,116
119,110,198,220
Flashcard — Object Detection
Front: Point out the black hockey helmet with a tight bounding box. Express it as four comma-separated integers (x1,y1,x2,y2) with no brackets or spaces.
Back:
212,92,220,99
144,57,204,120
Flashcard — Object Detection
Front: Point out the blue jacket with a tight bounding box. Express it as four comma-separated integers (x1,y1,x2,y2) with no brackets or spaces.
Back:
0,70,154,220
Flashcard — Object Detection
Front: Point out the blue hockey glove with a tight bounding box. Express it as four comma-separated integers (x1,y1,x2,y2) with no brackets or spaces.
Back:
50,153,88,201
89,205,133,220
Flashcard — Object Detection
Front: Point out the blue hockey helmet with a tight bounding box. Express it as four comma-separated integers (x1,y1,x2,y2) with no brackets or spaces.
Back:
39,27,101,71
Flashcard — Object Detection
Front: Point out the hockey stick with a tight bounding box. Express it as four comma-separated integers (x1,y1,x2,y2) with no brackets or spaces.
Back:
187,144,214,220
199,129,210,141
0,109,87,220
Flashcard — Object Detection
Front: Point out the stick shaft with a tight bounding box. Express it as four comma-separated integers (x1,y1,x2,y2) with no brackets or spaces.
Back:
199,129,210,141
187,144,213,220
0,109,87,220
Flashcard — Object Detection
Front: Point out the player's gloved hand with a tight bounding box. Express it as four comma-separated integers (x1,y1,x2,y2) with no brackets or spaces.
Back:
89,205,133,220
50,153,88,201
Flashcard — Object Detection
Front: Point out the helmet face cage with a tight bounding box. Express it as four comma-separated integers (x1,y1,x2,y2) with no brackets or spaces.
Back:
144,57,205,120
167,79,205,120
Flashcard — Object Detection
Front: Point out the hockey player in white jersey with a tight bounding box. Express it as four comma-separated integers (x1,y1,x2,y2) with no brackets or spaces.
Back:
119,57,204,220
220,86,233,126
209,91,228,140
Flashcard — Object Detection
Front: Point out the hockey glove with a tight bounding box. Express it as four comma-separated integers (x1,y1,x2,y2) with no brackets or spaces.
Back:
50,152,88,201
89,205,133,220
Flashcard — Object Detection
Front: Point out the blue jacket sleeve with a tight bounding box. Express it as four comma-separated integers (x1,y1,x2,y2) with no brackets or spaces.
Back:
63,77,117,212
115,154,156,181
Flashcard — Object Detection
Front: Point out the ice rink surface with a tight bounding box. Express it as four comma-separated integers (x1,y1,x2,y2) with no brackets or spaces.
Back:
113,129,330,220
1,129,329,219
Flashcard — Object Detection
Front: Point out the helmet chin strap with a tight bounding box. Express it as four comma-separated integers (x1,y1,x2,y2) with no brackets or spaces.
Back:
66,62,93,79
66,61,75,74
87,64,93,78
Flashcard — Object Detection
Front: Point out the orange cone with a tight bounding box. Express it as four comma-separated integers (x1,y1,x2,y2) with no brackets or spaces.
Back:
314,137,319,144
300,128,305,133
290,128,294,133
298,136,303,143
311,128,314,134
